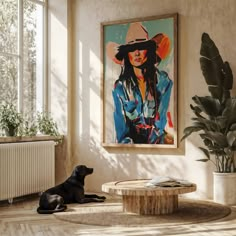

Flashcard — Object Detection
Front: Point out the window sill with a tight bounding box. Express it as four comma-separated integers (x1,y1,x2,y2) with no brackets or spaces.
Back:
0,135,63,144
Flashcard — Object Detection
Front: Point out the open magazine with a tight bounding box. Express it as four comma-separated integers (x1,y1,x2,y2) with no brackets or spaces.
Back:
146,176,194,187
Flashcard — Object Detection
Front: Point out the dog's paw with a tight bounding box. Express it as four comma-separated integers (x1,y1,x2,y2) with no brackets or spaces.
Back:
99,196,106,200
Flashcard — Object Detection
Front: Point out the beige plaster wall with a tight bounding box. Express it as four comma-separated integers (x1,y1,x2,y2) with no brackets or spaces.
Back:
48,0,71,184
69,0,236,199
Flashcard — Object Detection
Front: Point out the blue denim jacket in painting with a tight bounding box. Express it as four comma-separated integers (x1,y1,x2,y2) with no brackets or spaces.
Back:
112,69,173,144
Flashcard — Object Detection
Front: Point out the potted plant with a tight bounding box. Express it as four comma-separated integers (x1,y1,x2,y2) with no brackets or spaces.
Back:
19,119,38,137
181,32,236,205
0,103,62,144
37,111,62,143
0,103,23,136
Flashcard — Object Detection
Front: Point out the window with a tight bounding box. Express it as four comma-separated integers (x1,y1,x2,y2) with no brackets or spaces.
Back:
0,0,47,123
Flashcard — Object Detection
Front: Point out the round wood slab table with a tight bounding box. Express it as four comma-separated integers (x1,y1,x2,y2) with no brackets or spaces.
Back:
102,179,197,215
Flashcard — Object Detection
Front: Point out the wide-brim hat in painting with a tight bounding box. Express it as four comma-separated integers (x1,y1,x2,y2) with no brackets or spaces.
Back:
106,22,171,64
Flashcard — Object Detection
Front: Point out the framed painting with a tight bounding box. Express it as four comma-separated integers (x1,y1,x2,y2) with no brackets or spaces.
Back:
101,13,178,148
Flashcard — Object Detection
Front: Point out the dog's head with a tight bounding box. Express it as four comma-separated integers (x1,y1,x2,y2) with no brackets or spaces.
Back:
73,165,93,179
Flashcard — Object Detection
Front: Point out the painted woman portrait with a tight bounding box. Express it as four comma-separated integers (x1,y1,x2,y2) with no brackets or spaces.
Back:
105,18,176,145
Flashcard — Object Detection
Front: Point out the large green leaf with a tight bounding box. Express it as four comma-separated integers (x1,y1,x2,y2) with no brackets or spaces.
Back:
203,131,228,148
208,86,223,100
181,126,203,141
223,62,233,90
191,121,207,128
192,96,221,116
196,159,209,162
200,33,222,61
200,135,220,152
222,90,231,104
199,33,227,102
190,104,204,118
229,123,236,131
191,117,218,131
215,116,228,131
222,98,236,127
202,137,213,147
200,33,224,79
199,57,219,86
227,131,236,147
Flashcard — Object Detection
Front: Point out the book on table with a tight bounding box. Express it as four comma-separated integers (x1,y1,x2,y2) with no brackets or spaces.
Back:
146,176,193,187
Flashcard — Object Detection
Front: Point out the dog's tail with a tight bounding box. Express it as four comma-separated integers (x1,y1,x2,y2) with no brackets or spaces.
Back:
37,205,67,214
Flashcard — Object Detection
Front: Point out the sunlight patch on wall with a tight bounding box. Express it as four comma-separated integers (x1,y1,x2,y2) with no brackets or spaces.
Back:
89,49,101,138
78,73,83,136
50,13,67,84
49,9,67,133
79,40,83,74
89,49,100,84
89,88,100,137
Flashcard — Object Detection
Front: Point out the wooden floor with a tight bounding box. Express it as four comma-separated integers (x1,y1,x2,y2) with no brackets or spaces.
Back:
0,194,236,236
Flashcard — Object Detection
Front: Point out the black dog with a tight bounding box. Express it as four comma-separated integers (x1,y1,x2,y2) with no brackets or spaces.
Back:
37,165,106,214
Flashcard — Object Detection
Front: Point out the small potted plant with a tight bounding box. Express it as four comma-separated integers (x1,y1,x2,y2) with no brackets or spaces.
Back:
37,111,62,143
181,33,236,205
0,103,23,136
19,119,38,137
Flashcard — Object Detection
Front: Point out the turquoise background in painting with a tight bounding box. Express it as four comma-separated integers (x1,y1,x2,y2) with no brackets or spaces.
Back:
104,17,174,71
104,18,174,45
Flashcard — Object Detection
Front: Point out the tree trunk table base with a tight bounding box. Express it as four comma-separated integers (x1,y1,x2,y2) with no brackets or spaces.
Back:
102,180,196,215
122,194,178,215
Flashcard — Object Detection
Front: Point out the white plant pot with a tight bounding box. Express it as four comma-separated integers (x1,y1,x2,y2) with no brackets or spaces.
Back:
213,172,236,205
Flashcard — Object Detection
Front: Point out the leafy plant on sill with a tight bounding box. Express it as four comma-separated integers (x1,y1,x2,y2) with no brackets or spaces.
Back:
181,32,236,173
19,119,38,137
36,112,62,143
0,103,23,136
0,103,62,143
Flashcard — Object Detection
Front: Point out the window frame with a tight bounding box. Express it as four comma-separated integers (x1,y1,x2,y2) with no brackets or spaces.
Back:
0,0,48,113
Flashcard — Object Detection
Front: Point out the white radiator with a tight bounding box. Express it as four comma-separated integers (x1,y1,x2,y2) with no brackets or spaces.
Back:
0,141,55,202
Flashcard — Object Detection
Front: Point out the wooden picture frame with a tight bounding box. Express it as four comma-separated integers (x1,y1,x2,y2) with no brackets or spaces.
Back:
101,13,178,148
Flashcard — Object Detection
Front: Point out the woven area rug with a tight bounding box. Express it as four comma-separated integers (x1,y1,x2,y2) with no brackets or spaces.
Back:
54,198,231,226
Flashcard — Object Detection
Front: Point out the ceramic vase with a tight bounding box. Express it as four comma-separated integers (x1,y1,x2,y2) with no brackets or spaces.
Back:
213,172,236,205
